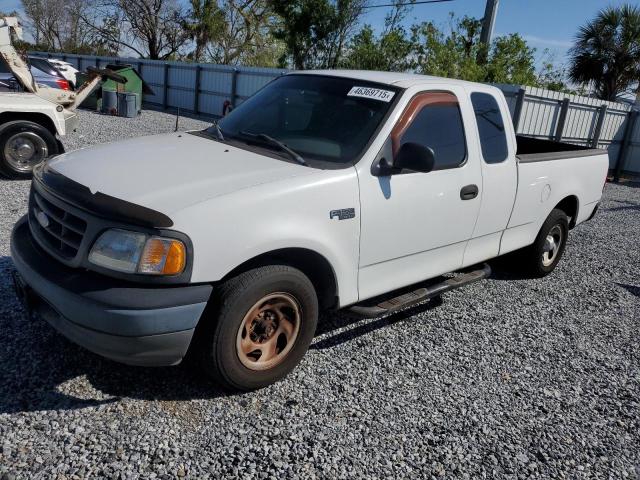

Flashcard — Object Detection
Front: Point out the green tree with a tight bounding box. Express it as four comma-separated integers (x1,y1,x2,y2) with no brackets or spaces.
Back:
485,34,537,85
411,15,486,82
183,0,225,62
205,1,281,66
340,1,414,71
340,25,413,71
411,14,539,85
569,4,640,101
536,50,571,92
269,0,367,69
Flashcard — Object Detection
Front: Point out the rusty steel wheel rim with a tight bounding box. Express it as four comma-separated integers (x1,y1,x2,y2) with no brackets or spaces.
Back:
236,292,302,371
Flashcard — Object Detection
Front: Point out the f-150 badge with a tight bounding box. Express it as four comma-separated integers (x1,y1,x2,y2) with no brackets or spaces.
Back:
330,208,356,220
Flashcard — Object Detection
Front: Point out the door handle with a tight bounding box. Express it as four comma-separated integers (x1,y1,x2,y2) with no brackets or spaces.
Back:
460,184,479,200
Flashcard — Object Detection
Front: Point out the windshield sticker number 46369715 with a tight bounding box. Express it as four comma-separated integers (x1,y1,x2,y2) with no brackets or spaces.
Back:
347,86,396,103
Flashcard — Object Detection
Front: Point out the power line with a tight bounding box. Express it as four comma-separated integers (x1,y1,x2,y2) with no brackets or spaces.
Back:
362,0,454,9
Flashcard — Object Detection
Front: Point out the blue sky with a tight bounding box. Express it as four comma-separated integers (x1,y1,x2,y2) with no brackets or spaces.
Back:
3,0,632,67
362,0,633,66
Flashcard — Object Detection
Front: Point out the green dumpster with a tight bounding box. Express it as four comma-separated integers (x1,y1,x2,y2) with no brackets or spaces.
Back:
80,64,154,115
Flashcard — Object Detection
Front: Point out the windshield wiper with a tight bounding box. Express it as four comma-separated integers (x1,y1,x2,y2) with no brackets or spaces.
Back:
238,130,307,166
211,121,225,141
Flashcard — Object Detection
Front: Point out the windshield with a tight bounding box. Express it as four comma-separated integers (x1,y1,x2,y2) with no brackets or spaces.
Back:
208,75,400,167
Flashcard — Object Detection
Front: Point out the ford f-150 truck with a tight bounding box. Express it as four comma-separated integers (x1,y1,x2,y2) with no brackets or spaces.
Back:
11,71,608,390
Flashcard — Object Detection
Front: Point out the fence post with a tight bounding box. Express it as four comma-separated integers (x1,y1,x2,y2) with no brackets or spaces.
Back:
614,110,639,182
512,88,526,133
95,57,99,69
193,65,201,114
554,98,570,142
590,104,608,148
162,63,169,110
230,68,238,108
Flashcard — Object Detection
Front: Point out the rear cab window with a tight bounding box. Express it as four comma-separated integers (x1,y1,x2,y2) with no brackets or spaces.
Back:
470,92,509,164
391,92,467,171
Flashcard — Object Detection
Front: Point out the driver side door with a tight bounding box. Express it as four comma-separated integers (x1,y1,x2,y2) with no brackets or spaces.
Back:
356,88,483,301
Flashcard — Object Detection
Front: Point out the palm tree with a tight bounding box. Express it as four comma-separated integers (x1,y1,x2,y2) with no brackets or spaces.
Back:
569,4,640,101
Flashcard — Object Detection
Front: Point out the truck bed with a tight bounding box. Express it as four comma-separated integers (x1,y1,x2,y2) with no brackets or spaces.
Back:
516,135,605,163
498,135,608,257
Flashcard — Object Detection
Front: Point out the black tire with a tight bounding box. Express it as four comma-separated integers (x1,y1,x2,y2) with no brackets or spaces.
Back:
199,265,318,391
522,208,569,277
0,121,59,180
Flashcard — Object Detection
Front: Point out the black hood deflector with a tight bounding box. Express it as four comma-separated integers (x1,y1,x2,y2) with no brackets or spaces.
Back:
33,162,174,228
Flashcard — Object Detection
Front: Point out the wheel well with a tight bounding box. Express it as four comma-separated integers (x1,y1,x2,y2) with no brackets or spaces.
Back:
554,195,579,228
0,112,57,136
221,248,339,310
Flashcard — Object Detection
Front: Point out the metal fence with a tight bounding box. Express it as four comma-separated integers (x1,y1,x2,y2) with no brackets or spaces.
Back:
498,84,638,177
30,52,640,177
30,52,286,117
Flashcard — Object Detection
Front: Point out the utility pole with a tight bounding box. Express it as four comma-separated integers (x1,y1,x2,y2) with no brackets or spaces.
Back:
479,0,499,47
477,0,499,64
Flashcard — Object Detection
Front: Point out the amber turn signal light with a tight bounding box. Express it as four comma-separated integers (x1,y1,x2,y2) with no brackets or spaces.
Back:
139,237,186,275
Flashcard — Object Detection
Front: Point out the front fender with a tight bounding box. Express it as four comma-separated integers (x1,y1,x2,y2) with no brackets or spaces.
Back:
171,167,361,306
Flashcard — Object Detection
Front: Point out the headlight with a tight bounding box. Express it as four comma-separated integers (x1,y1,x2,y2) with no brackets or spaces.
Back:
88,229,186,276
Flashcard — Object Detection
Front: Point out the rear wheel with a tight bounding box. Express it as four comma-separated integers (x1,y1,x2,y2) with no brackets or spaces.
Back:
199,265,318,391
522,208,569,277
0,121,58,179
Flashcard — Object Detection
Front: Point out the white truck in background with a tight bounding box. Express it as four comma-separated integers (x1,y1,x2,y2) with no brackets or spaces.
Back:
0,16,124,179
11,71,608,390
0,92,78,178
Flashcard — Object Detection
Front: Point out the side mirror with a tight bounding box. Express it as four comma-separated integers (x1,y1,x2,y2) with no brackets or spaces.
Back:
371,156,395,176
394,142,435,173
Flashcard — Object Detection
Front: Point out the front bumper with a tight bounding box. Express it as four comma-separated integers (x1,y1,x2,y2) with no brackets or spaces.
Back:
62,110,79,135
10,217,212,366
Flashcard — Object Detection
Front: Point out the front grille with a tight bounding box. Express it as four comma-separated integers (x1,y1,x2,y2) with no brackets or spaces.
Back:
29,190,87,260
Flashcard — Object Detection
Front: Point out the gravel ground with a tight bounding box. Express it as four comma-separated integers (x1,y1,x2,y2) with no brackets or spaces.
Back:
1,109,639,479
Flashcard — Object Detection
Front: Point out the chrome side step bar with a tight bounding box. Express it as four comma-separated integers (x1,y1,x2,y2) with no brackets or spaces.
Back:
348,263,492,318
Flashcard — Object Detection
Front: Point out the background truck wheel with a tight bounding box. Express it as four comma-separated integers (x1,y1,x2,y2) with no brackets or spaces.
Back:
199,265,318,391
522,208,569,277
0,121,58,179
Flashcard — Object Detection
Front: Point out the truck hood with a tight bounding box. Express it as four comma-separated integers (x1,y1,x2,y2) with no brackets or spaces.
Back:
47,132,313,215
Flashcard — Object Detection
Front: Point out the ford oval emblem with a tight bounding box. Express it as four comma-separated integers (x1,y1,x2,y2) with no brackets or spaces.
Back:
35,209,50,228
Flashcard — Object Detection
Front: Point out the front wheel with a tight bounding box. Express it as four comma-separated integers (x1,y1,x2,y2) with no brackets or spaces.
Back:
0,121,59,179
199,265,318,391
522,208,569,277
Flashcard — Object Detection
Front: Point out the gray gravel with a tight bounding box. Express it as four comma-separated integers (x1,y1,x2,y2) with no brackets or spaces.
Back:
1,109,639,479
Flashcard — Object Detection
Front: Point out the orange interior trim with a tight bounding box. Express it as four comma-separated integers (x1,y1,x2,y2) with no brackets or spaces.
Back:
391,92,459,155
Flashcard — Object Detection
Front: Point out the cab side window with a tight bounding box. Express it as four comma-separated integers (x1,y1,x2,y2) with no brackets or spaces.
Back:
393,93,467,171
471,92,508,164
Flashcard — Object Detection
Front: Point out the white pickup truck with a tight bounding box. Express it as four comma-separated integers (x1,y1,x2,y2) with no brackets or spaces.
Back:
0,16,125,179
11,71,608,390
0,93,78,178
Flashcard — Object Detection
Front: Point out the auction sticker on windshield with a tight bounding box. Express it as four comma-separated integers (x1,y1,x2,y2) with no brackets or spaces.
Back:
347,86,396,102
